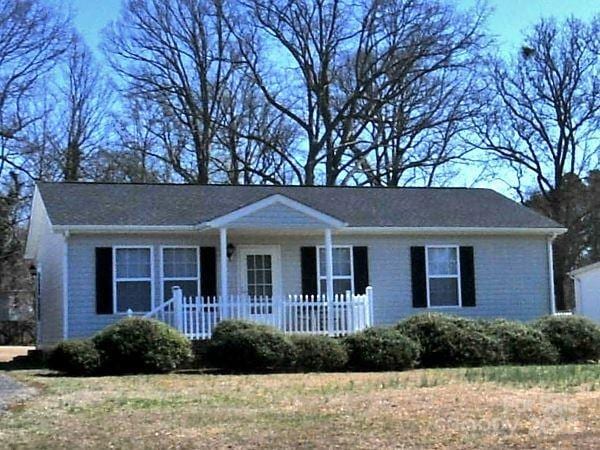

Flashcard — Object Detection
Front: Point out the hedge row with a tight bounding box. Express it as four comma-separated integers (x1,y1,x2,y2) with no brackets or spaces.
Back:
201,314,600,372
205,320,418,372
49,314,600,376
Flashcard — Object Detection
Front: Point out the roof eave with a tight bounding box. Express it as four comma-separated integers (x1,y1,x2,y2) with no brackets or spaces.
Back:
52,224,210,233
337,226,568,236
569,261,600,278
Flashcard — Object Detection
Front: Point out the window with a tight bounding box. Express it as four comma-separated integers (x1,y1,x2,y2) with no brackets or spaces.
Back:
317,246,354,296
114,247,152,313
162,247,199,301
426,246,461,307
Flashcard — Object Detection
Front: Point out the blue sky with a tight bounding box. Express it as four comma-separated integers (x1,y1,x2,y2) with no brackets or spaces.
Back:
71,0,600,55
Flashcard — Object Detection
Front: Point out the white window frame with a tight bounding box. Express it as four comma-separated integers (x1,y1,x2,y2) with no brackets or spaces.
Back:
316,245,355,297
113,246,154,314
160,245,201,302
425,245,462,308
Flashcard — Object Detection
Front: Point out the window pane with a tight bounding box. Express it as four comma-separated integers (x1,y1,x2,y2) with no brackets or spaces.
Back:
333,248,351,276
427,247,457,276
319,247,351,276
319,278,352,296
116,248,151,278
163,280,198,301
116,281,151,312
429,278,459,306
163,248,197,278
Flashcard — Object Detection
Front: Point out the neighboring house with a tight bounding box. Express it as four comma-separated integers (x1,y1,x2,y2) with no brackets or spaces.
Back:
25,182,565,347
570,263,600,323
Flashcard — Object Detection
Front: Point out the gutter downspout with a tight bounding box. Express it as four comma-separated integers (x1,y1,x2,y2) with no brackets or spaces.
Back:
547,234,557,315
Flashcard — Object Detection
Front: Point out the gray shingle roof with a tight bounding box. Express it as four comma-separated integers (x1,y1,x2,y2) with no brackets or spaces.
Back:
36,182,561,229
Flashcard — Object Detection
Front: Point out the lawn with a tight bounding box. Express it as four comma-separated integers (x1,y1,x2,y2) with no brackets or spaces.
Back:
1,365,599,449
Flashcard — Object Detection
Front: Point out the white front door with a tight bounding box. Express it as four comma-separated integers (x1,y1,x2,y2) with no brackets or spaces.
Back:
239,246,282,323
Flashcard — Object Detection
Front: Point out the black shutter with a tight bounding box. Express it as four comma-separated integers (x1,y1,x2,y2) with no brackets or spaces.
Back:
411,246,427,308
352,246,369,295
460,246,476,307
200,247,217,298
300,247,318,296
95,247,113,314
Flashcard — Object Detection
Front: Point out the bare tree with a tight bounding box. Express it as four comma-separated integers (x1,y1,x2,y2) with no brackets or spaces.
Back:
472,17,600,309
212,71,299,184
231,0,487,185
54,34,112,181
105,0,243,184
105,95,171,183
0,0,69,177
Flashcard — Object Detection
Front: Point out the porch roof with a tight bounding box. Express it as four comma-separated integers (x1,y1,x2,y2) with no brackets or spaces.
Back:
36,182,562,231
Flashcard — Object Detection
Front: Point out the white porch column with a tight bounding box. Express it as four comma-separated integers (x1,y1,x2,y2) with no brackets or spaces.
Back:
324,228,334,333
219,228,228,303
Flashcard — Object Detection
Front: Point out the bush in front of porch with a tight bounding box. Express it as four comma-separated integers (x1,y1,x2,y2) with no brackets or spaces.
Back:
290,334,348,372
206,320,295,373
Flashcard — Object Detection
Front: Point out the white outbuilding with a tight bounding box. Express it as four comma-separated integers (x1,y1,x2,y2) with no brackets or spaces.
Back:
570,262,600,323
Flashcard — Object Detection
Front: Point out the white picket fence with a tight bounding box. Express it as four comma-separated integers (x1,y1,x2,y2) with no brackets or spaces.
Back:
144,286,373,339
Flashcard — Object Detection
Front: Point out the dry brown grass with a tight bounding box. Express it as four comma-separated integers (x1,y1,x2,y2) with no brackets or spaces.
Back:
0,347,33,363
0,368,598,449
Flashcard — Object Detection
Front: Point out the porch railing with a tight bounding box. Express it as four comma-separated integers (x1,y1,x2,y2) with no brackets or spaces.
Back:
144,286,373,339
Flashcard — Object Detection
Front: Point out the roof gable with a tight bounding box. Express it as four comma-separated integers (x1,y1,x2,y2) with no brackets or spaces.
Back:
206,194,346,229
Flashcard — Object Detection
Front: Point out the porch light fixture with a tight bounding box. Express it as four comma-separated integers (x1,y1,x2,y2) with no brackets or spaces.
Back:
226,243,235,260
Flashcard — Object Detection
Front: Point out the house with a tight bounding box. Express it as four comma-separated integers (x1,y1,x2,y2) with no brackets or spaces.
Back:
570,263,600,323
25,182,565,347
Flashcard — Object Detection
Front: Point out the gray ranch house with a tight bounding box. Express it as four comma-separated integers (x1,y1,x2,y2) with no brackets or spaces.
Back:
25,183,565,347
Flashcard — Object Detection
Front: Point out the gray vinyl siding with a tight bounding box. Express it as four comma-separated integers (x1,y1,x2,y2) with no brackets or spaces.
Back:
66,232,552,339
226,203,329,229
37,222,65,346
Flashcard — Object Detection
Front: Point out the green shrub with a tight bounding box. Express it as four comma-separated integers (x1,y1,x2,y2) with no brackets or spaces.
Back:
344,327,420,371
290,335,348,372
396,314,504,368
207,320,294,372
92,317,192,374
533,315,600,363
48,340,100,376
190,339,212,368
482,319,559,365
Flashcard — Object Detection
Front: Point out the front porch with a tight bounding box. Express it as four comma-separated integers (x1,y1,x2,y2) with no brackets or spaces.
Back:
145,286,373,339
140,194,372,338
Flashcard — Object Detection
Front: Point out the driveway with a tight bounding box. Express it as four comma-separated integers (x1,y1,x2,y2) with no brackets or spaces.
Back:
0,373,34,413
